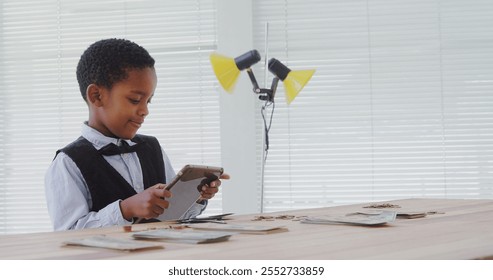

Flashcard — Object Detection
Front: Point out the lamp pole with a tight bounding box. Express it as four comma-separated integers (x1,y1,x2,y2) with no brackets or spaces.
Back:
259,22,269,213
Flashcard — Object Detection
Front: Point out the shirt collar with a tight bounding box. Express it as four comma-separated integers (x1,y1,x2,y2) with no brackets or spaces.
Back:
81,122,134,150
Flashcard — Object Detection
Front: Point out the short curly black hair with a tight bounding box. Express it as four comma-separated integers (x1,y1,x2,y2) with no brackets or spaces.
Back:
76,38,155,101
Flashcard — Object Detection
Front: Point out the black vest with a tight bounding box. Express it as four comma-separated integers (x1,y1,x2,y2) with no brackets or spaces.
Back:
57,134,166,212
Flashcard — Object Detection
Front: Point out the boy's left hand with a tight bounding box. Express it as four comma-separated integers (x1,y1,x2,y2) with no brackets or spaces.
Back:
198,173,230,201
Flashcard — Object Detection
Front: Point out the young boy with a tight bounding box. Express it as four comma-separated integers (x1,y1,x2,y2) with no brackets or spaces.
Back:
45,38,229,231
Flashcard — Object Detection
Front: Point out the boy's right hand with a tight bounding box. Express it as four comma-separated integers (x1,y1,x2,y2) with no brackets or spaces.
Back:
120,183,172,221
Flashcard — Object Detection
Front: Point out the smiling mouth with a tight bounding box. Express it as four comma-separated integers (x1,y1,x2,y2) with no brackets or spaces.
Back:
130,120,143,127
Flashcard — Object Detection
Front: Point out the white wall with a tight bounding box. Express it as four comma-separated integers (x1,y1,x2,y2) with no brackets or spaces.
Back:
216,0,261,214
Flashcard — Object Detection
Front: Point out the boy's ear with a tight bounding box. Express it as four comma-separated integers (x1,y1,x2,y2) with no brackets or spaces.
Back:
86,84,104,107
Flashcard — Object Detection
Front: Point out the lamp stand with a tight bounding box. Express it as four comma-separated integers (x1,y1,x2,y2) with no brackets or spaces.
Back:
244,67,278,213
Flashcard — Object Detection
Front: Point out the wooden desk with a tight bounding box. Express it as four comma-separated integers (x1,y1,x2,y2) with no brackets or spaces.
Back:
1,198,492,260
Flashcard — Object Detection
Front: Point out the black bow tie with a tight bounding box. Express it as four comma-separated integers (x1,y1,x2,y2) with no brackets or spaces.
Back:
99,141,142,156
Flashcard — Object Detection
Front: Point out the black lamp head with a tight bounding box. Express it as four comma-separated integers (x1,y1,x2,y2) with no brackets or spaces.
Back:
234,49,261,70
268,58,291,81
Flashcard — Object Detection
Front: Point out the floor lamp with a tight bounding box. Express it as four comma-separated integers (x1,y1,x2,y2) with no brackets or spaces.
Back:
210,48,315,213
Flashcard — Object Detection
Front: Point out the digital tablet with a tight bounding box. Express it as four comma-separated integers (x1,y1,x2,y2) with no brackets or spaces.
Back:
158,164,224,221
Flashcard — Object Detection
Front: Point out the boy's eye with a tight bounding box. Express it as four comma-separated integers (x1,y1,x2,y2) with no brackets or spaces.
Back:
129,98,140,104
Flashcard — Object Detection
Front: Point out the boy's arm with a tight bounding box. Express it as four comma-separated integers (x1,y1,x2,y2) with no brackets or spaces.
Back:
45,153,131,230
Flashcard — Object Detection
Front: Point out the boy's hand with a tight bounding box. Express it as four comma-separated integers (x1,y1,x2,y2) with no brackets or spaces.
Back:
197,173,230,202
120,183,172,220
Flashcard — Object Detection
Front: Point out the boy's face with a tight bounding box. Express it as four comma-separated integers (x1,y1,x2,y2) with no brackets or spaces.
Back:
89,67,157,139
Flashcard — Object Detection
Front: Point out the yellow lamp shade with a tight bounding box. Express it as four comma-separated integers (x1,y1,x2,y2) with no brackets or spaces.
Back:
283,69,316,104
209,53,241,93
210,50,260,93
268,58,315,104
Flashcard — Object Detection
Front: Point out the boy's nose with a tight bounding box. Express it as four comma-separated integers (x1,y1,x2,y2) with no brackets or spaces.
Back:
138,104,149,117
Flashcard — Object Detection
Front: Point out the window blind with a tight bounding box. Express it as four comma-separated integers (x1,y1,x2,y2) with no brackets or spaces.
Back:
252,0,493,212
0,0,219,234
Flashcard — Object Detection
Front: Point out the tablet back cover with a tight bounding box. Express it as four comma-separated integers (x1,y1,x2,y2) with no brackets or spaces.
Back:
158,165,223,221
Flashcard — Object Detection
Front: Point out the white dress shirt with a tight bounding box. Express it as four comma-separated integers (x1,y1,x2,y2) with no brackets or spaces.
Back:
45,123,205,231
